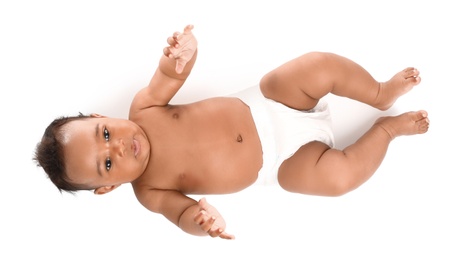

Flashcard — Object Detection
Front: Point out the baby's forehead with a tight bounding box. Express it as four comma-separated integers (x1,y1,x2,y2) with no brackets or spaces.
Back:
60,118,97,143
61,119,98,172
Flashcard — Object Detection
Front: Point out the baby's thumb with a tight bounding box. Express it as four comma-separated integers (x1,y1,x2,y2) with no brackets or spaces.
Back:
198,197,208,209
175,62,185,74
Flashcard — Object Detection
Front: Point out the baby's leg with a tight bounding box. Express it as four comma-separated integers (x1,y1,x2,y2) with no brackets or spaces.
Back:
260,52,420,111
277,111,429,196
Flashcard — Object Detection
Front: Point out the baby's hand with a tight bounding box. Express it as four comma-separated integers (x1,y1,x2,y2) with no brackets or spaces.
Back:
163,24,197,74
193,198,235,240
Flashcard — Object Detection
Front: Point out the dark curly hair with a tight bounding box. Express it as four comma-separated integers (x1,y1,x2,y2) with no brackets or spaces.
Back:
33,113,93,193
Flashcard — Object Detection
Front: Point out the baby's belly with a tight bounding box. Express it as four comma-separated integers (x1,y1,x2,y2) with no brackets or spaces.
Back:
178,137,263,194
179,115,262,192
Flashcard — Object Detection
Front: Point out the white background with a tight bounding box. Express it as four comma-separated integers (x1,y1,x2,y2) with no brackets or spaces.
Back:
1,0,460,259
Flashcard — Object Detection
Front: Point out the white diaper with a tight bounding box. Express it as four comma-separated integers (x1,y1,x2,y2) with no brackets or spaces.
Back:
229,85,335,186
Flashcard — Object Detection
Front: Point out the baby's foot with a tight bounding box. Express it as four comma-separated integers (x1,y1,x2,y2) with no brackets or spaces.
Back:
375,110,429,139
375,67,421,110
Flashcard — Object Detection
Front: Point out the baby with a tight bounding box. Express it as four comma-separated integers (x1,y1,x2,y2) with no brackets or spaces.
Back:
34,25,429,239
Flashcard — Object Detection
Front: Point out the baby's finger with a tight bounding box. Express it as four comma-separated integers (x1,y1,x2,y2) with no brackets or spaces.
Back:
201,216,217,233
208,226,226,238
183,24,194,34
175,61,185,74
193,210,208,225
164,47,178,59
172,31,181,41
209,227,235,239
198,197,208,210
166,36,178,47
163,47,171,57
218,231,235,240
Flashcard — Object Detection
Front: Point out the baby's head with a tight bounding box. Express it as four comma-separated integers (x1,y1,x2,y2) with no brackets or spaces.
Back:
34,114,90,193
34,114,151,194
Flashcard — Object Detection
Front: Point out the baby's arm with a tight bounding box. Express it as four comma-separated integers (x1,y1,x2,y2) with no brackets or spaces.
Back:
135,188,234,239
130,25,197,111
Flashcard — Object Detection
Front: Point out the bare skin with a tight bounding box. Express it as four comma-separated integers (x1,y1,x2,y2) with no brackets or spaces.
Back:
259,52,428,196
62,25,429,240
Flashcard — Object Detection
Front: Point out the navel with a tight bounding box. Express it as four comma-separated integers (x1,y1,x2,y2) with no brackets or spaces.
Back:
236,134,243,143
172,113,179,119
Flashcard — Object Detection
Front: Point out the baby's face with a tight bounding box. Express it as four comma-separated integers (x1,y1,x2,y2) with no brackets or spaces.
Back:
62,116,150,192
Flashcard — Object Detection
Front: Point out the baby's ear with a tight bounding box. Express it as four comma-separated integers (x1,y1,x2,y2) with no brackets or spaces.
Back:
94,184,121,195
90,113,106,118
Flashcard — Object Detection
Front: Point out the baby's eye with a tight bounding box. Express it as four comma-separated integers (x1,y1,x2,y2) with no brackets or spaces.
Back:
103,127,110,141
105,157,112,171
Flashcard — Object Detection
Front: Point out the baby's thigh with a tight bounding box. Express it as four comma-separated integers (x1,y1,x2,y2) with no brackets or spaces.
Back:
277,141,336,195
259,62,321,110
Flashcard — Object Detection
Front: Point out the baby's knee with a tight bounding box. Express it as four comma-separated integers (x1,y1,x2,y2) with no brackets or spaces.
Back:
327,180,355,197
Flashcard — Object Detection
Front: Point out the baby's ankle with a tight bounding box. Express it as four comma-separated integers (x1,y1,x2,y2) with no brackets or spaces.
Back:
375,117,397,139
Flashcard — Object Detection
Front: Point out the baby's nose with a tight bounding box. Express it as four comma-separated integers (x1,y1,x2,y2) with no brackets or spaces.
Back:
112,139,125,156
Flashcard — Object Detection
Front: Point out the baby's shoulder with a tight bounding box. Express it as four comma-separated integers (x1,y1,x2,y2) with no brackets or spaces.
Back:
129,103,172,121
